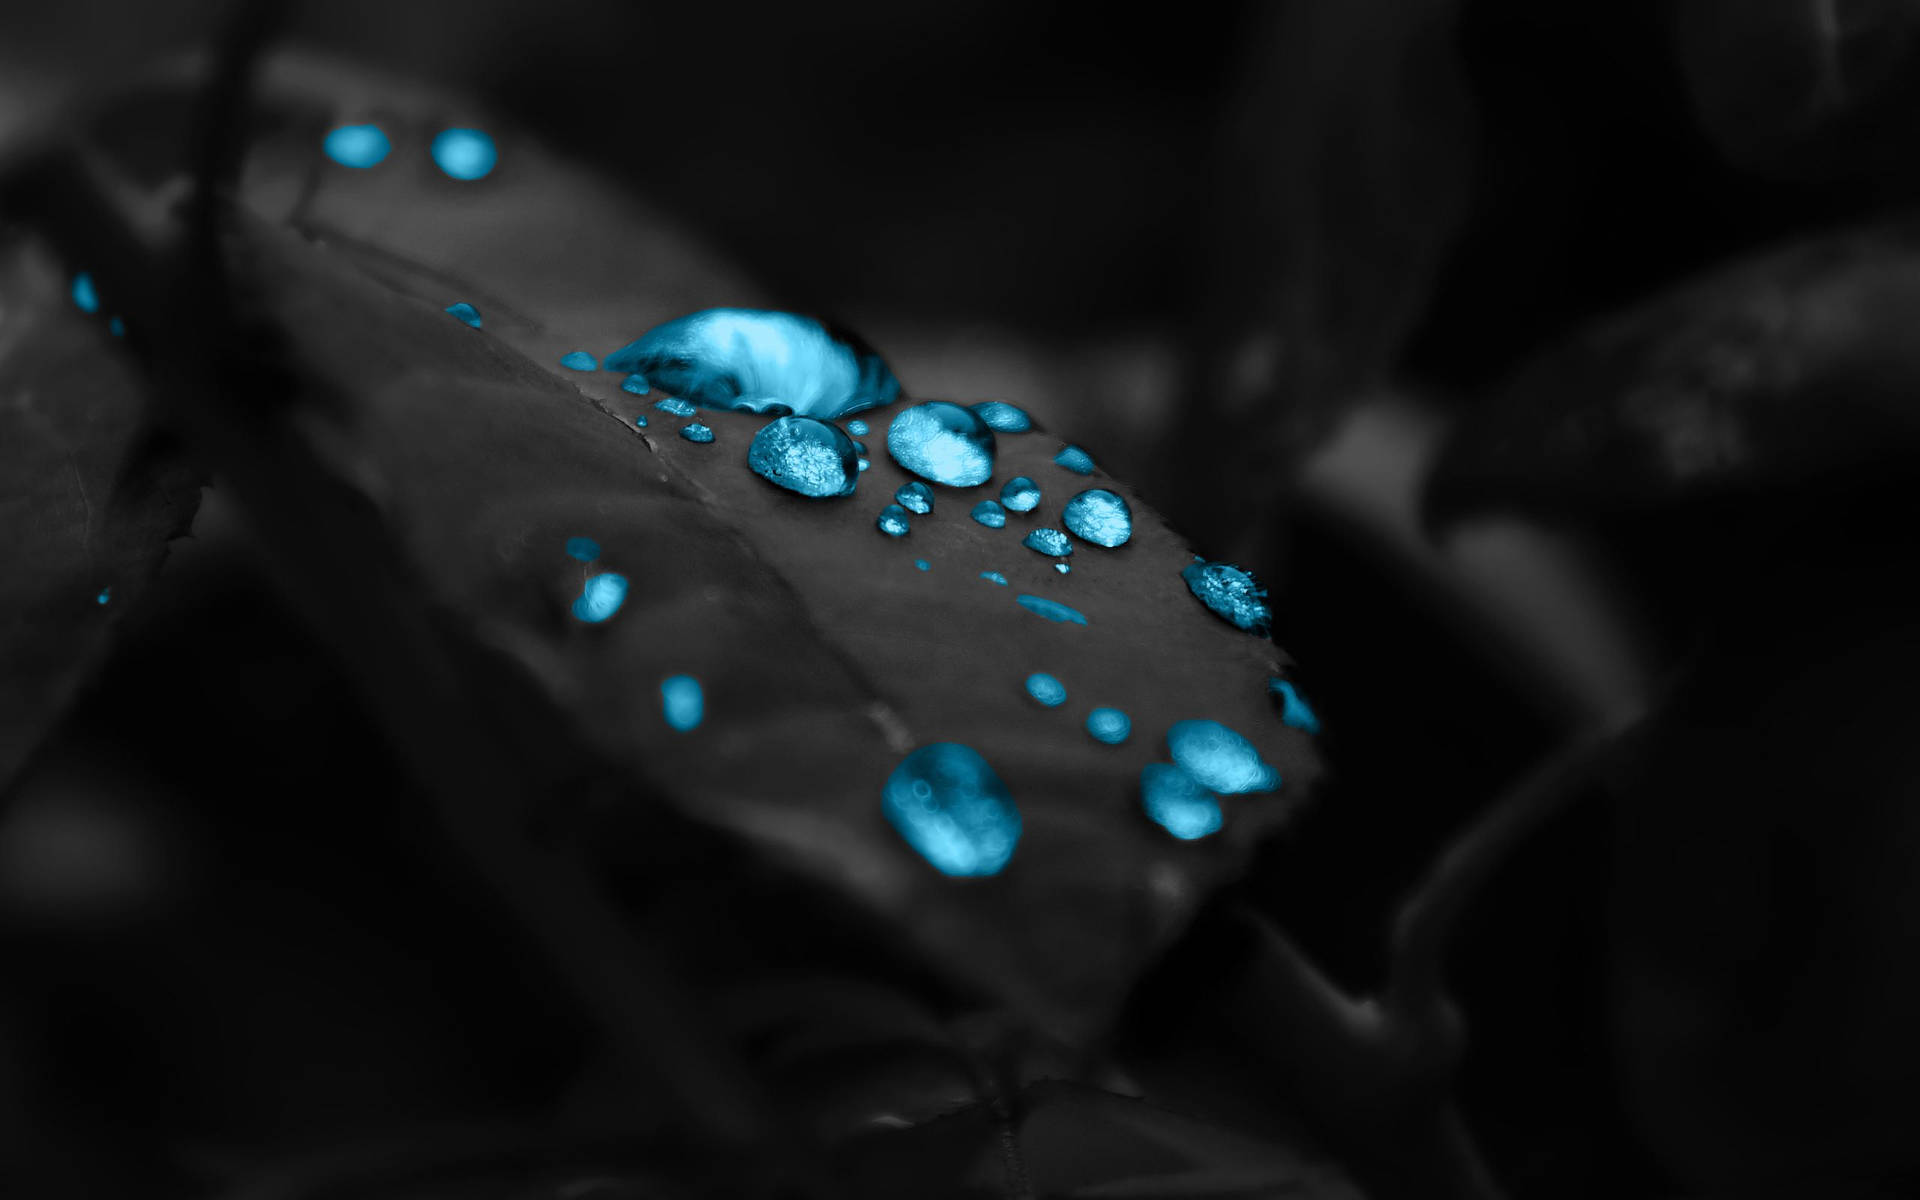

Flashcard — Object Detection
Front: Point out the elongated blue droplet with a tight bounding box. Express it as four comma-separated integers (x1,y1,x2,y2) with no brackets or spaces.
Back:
95,586,111,606
877,504,911,536
1063,488,1132,548
1268,678,1321,734
565,536,601,562
970,401,1031,433
1141,763,1222,840
1016,594,1087,624
445,301,482,328
915,558,931,571
1086,708,1131,744
603,309,899,418
846,419,869,436
1000,476,1041,512
895,481,934,515
1182,559,1270,634
71,272,99,313
857,458,871,472
748,415,860,498
621,373,650,395
1054,444,1095,474
981,571,1008,585
1025,672,1067,706
680,423,714,443
560,351,597,371
661,674,704,732
888,402,997,487
971,500,1007,528
1022,528,1072,557
883,743,1021,877
432,128,497,180
1054,563,1070,574
1167,719,1279,794
654,397,697,417
324,123,390,168
572,572,628,623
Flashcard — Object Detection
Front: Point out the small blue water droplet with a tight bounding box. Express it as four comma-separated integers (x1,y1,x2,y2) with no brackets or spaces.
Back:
1053,444,1096,474
1024,672,1067,707
621,373,650,395
1016,594,1088,624
1086,708,1131,744
659,674,704,731
887,401,997,487
323,123,390,168
846,419,869,436
654,397,697,417
603,309,898,418
1182,559,1270,634
1141,763,1223,840
634,414,648,428
1022,528,1072,557
565,536,601,562
915,558,931,571
431,127,497,180
107,316,124,337
560,351,597,371
852,440,868,455
877,504,911,537
981,571,1008,585
680,423,715,444
1055,563,1071,574
882,743,1021,877
1167,719,1279,794
858,458,871,472
572,572,628,623
969,401,1032,433
442,301,482,328
748,415,860,498
95,586,111,606
71,272,98,313
971,500,1007,528
1063,488,1132,548
894,481,934,515
1000,476,1041,513
1267,678,1321,734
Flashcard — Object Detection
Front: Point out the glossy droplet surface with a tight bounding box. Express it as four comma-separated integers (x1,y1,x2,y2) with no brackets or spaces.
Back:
970,401,1031,433
1268,679,1321,733
445,301,481,328
1182,559,1270,634
1016,594,1087,624
877,504,911,536
1086,708,1131,744
1054,445,1095,474
1000,476,1041,513
661,675,704,732
565,536,601,562
846,419,869,436
654,397,697,417
748,416,860,498
981,571,1008,585
1054,563,1071,574
971,500,1007,528
603,309,898,418
894,481,934,515
857,458,871,472
680,423,714,444
1025,672,1067,707
887,402,997,487
71,272,98,313
560,351,597,371
1063,488,1132,548
1167,719,1279,794
882,743,1021,877
621,373,649,395
432,128,497,180
1141,764,1223,840
572,572,628,623
633,415,648,428
323,123,390,168
1023,528,1072,557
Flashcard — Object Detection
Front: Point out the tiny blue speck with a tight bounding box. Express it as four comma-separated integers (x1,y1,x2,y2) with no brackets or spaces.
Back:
970,401,1032,433
1268,678,1322,734
1055,563,1071,574
95,586,111,606
323,124,390,168
971,500,1007,528
680,423,714,444
1016,594,1088,625
1025,672,1067,707
655,397,697,417
621,373,649,395
1063,488,1132,548
634,415,648,428
887,401,997,487
1182,559,1270,634
981,571,1008,585
560,351,597,371
107,316,124,337
1022,528,1072,557
1086,708,1131,744
895,481,935,515
1001,476,1041,513
1141,763,1223,840
877,504,911,537
661,674,704,732
882,743,1021,877
1054,444,1096,474
852,441,869,455
1167,719,1279,794
445,301,482,328
915,558,930,571
572,572,628,623
71,272,98,313
566,536,601,562
431,127,497,180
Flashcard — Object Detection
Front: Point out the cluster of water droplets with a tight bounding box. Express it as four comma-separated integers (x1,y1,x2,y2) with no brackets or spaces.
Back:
322,123,497,179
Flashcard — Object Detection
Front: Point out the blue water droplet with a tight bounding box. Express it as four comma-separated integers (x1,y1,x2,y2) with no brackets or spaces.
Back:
660,674,704,731
882,743,1021,877
603,309,898,418
887,402,996,487
572,572,628,623
1024,672,1067,707
852,440,868,455
565,536,601,562
1054,563,1071,574
748,415,860,498
981,571,1008,585
95,586,111,606
1053,444,1096,474
1016,594,1087,624
1022,528,1072,557
560,351,597,371
1267,678,1321,734
1000,476,1041,513
654,397,697,417
894,481,934,515
1086,708,1131,744
680,423,715,444
1182,559,1270,634
107,316,124,337
915,558,931,571
431,128,497,180
971,500,1007,528
1167,719,1279,794
71,272,98,313
621,373,650,395
858,458,871,472
877,504,911,537
445,301,482,328
323,123,390,168
634,414,648,428
1063,488,1132,548
969,401,1032,432
1141,764,1223,840
846,419,869,436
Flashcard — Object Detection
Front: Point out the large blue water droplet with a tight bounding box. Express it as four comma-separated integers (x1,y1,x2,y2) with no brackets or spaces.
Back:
970,401,1032,433
1086,708,1131,744
877,504,911,537
887,402,997,487
1063,488,1132,548
1025,672,1067,707
324,124,390,168
602,309,898,418
882,743,1021,877
1022,528,1072,557
680,423,715,444
565,536,601,562
1267,678,1321,734
981,571,1008,585
895,481,934,514
1016,594,1087,624
431,128,497,180
1141,764,1223,840
661,675,704,732
71,272,98,313
560,351,597,371
1182,559,1270,634
1000,476,1041,512
748,416,860,498
1167,719,1279,794
846,419,869,436
621,373,650,395
1054,563,1071,575
971,500,1007,528
572,572,628,623
1054,445,1096,474
654,397,697,417
445,301,482,328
